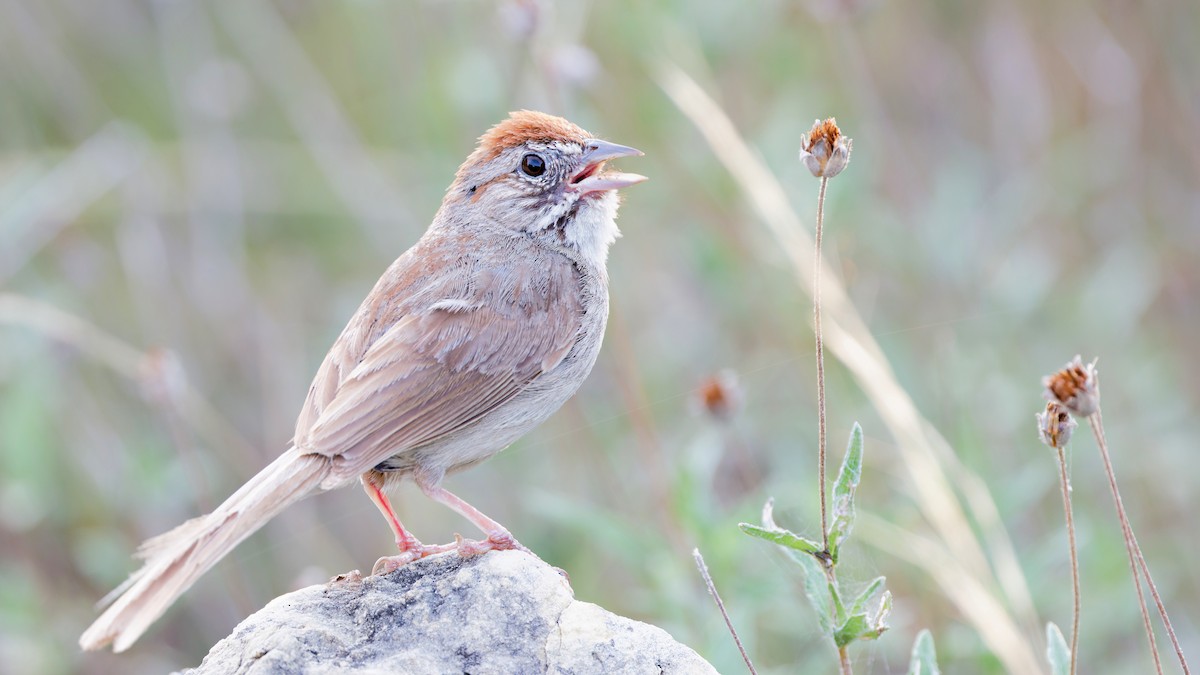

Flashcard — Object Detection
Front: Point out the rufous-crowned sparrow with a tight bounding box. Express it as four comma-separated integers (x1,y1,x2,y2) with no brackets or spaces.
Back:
80,110,646,652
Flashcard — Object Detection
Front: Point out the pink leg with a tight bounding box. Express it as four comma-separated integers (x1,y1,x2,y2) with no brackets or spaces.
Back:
361,474,454,574
361,474,420,552
415,476,531,556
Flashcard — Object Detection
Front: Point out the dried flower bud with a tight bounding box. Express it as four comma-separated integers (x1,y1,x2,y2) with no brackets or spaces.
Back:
693,369,743,421
800,118,852,178
1042,355,1100,417
1037,401,1077,449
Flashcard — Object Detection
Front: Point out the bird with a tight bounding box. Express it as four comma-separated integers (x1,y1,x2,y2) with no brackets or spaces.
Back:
80,110,646,652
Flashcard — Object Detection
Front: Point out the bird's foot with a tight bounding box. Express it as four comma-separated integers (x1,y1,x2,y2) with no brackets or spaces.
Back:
452,530,531,557
372,531,533,575
371,541,457,576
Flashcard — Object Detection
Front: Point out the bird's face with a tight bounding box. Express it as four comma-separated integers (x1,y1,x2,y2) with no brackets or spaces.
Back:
445,112,646,265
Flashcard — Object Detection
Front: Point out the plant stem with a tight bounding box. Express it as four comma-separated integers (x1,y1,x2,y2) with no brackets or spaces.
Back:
1089,411,1190,674
1087,412,1162,675
1132,535,1192,675
693,548,758,675
1056,446,1080,675
815,175,829,552
814,176,846,675
838,645,852,675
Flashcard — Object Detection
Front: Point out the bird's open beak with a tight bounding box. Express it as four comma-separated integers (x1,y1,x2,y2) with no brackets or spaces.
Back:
569,139,648,194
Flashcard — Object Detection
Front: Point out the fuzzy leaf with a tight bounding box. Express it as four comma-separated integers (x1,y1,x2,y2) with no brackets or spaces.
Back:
834,613,871,647
739,523,822,555
1046,622,1070,675
848,576,886,617
907,629,940,675
833,613,888,647
792,547,834,634
827,423,864,563
833,585,890,647
743,499,840,631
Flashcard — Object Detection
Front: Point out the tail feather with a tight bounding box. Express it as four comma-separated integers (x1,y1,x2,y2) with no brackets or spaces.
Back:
80,448,331,652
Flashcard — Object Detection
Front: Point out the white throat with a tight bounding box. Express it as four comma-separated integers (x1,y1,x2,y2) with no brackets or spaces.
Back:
530,191,622,267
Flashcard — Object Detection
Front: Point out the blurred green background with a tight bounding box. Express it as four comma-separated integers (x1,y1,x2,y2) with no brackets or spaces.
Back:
2,1,1198,673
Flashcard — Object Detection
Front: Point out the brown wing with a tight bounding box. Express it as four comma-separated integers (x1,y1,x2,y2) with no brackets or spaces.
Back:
292,232,582,483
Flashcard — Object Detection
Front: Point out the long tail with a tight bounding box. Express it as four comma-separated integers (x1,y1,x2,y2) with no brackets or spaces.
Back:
80,447,331,652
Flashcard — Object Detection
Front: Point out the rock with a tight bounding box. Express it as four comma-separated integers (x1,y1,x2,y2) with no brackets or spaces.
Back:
179,550,717,675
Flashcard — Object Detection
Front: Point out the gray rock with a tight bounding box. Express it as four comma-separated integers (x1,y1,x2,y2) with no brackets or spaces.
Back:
180,550,717,675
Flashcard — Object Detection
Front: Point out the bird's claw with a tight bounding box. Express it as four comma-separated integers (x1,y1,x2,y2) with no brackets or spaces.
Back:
371,541,459,576
452,530,530,557
372,530,531,575
372,551,422,576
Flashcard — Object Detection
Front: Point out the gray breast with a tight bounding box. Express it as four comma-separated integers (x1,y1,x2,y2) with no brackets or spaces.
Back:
373,242,609,479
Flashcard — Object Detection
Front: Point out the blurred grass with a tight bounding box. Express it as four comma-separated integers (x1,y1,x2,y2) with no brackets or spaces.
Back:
2,0,1199,673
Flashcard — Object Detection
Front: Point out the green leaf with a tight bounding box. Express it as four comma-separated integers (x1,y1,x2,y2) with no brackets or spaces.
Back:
833,584,891,647
834,613,871,647
907,629,940,675
827,423,864,563
739,523,822,555
848,576,886,616
792,547,834,634
1046,622,1070,675
829,573,847,624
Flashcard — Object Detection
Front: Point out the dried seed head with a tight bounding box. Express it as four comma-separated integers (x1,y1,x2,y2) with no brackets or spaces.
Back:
693,369,743,421
800,117,852,178
1037,401,1077,449
1042,355,1100,417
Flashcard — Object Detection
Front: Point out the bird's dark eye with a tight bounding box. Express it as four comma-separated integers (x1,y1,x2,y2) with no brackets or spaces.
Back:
520,153,546,177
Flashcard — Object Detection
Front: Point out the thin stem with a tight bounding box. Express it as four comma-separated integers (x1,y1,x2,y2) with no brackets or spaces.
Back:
1090,411,1191,674
814,178,849,675
693,549,758,675
815,175,829,552
1087,412,1162,675
1132,531,1192,674
1056,446,1080,675
838,645,852,675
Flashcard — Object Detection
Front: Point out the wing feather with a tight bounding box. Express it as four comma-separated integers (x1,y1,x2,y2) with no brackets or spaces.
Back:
292,232,583,483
